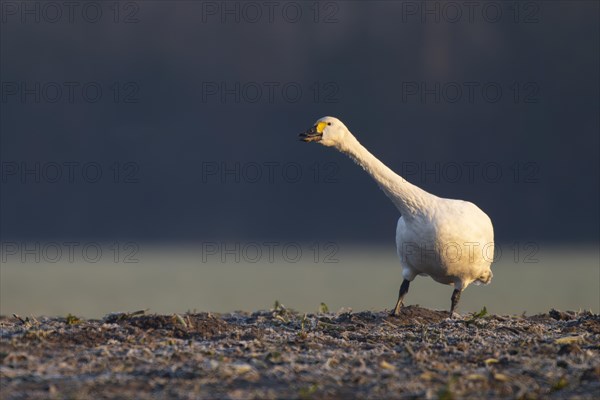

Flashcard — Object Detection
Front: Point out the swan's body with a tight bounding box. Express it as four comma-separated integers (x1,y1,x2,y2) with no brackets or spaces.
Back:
300,116,494,314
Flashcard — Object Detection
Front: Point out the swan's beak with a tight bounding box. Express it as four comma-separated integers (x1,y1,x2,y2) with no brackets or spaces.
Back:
299,125,322,142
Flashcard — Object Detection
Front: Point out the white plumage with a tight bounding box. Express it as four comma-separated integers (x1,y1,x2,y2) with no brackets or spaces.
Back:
300,116,494,315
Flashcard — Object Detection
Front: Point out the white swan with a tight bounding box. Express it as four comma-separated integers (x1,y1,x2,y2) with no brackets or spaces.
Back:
300,116,494,315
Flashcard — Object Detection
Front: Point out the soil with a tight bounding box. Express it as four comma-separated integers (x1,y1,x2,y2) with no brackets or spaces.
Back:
1,306,599,399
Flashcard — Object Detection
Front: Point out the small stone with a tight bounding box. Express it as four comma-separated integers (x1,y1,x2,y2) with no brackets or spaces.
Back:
549,309,574,321
379,360,395,370
580,366,600,381
558,344,582,355
494,373,510,382
554,336,584,345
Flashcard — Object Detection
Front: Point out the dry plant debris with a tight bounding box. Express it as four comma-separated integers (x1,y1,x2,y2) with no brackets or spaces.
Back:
1,305,599,399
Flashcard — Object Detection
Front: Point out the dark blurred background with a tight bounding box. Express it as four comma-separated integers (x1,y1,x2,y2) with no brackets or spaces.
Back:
1,0,599,245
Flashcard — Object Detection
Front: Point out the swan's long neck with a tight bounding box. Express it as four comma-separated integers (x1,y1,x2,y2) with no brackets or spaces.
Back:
337,134,434,218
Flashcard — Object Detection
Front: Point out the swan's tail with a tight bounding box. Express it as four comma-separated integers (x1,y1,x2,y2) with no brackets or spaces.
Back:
475,269,493,285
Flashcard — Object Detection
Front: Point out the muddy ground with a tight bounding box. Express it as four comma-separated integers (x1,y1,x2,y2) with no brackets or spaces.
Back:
0,306,599,399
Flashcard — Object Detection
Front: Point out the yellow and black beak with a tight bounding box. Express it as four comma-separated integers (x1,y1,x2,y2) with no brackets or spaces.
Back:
299,121,326,142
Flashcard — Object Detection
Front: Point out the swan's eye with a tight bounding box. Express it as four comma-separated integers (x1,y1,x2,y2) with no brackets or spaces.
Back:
327,122,331,126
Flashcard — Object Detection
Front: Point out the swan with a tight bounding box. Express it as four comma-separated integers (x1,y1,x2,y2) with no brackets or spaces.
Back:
299,116,494,315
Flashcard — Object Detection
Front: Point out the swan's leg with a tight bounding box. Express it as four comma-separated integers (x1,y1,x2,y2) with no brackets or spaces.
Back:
450,288,462,315
390,279,410,316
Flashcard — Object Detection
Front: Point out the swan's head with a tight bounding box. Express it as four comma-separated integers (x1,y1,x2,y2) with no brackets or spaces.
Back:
299,116,349,147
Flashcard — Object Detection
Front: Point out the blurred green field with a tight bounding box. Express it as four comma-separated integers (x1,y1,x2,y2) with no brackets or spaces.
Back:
1,244,598,318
